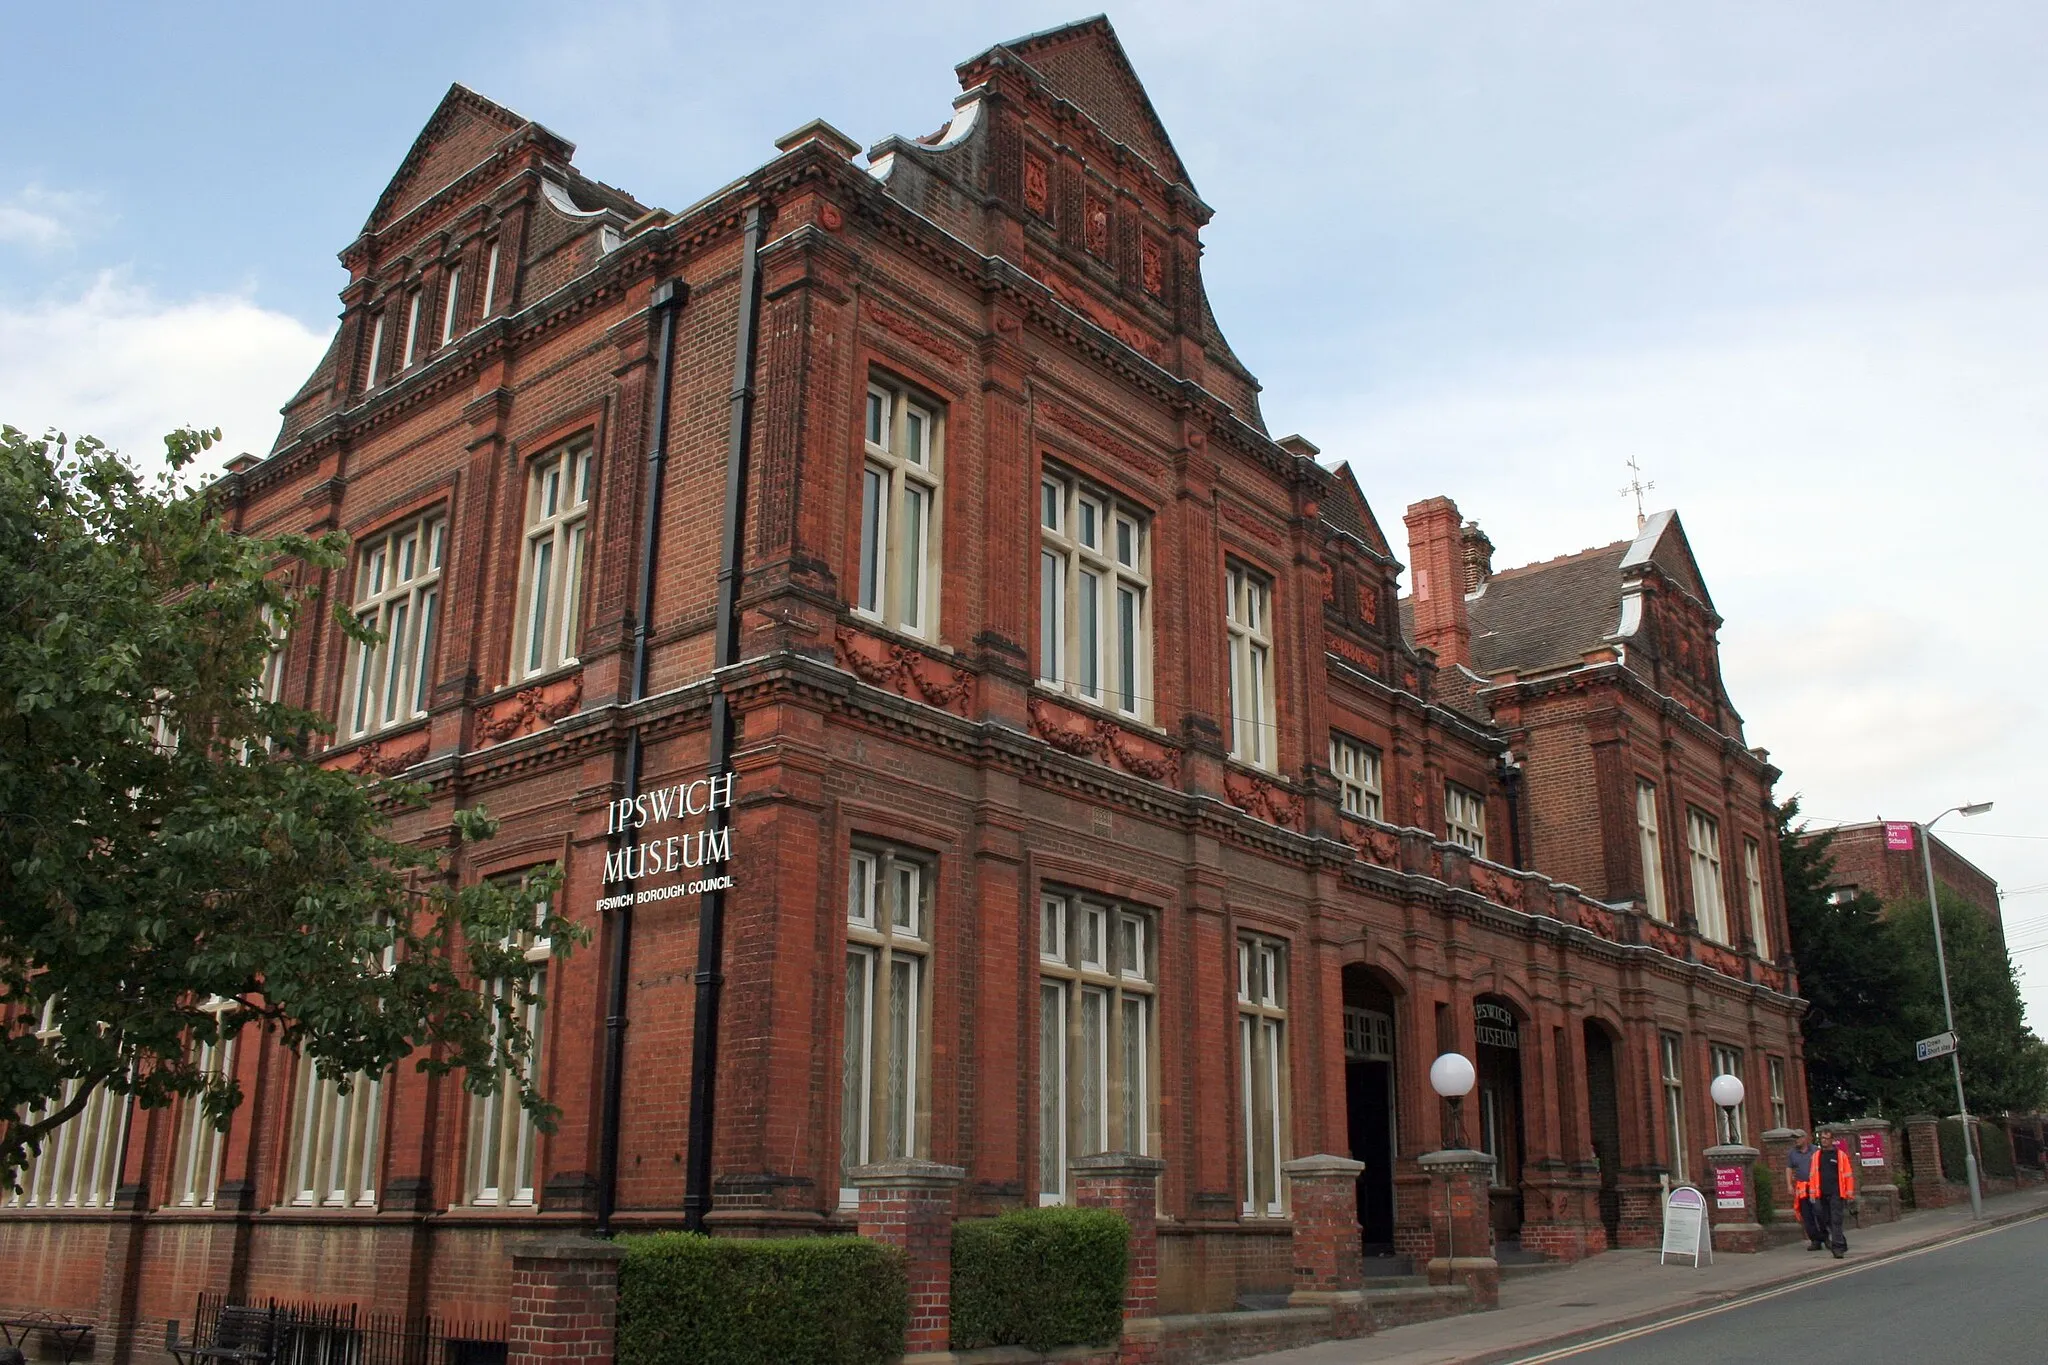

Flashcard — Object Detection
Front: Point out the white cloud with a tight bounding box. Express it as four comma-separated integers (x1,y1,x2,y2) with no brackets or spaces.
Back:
0,271,331,474
0,184,99,251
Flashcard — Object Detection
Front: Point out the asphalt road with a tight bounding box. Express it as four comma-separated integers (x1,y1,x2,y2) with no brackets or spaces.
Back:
1518,1213,2048,1363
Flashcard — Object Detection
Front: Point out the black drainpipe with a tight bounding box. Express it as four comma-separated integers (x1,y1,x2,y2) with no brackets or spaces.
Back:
681,200,770,1232
595,276,688,1238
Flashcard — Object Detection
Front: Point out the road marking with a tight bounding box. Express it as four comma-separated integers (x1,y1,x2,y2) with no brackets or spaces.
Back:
1505,1213,2048,1362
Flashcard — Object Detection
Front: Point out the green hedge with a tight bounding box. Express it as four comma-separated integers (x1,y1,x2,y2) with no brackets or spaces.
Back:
1750,1162,1776,1224
1938,1118,1970,1184
1979,1123,2016,1178
618,1233,906,1365
951,1206,1128,1352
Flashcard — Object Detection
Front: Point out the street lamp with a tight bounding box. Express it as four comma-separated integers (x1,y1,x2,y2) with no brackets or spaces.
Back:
1431,1051,1478,1150
1919,801,1993,1219
1711,1073,1746,1146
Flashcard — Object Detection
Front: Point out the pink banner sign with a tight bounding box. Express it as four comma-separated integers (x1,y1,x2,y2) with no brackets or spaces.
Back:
1858,1132,1885,1167
1714,1164,1746,1209
1884,821,1916,852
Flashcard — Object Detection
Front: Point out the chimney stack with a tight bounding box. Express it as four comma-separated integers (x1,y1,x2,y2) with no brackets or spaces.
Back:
1404,496,1472,669
1460,521,1494,594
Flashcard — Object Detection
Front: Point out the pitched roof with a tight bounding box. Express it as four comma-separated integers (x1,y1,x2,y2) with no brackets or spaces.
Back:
963,15,1196,190
1464,540,1631,676
361,84,539,235
1321,462,1392,558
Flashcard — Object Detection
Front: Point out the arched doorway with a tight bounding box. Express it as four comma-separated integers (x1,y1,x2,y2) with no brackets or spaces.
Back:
1583,1020,1622,1248
1474,995,1525,1240
1341,966,1398,1253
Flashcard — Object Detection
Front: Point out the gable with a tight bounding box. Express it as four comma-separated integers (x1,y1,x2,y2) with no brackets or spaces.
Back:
363,84,532,235
1324,462,1392,558
1621,508,1716,615
967,17,1194,189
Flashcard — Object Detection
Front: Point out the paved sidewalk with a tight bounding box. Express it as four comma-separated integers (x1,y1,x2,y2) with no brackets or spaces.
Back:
1234,1185,2048,1365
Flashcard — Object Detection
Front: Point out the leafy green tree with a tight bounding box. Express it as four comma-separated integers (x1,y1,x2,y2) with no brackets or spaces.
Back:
1779,799,1937,1120
0,424,579,1191
1886,892,2048,1118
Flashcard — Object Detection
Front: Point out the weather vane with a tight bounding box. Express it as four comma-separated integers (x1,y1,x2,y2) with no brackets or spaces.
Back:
1619,455,1655,531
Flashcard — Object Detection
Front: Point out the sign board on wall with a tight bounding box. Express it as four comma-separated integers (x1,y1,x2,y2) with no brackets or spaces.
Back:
594,771,739,911
1714,1164,1747,1210
1475,1001,1520,1049
1884,821,1916,852
1858,1132,1886,1168
1661,1186,1712,1268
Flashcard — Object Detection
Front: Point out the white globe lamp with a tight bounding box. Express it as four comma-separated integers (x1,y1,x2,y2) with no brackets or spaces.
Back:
1709,1073,1745,1111
1431,1052,1477,1150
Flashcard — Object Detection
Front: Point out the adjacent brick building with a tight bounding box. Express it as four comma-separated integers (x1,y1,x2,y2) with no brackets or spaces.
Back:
2,16,1810,1345
1816,822,2005,932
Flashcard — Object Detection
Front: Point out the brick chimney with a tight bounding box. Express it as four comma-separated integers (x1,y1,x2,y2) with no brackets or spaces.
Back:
1404,496,1471,669
1461,521,1494,594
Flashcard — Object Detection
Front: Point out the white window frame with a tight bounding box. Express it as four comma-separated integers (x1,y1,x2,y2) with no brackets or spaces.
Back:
467,892,552,1208
1638,780,1668,921
1446,783,1487,857
1660,1031,1688,1184
841,845,931,1206
482,242,501,321
401,291,423,370
344,514,445,740
284,931,393,1209
440,267,462,344
1237,934,1289,1216
1038,892,1155,1204
1768,1056,1789,1132
1711,1044,1746,1146
856,381,942,639
1226,564,1275,770
1688,807,1728,944
1744,837,1769,957
1039,470,1151,719
169,1011,236,1209
512,442,593,680
363,312,386,391
8,1000,131,1209
1330,734,1382,820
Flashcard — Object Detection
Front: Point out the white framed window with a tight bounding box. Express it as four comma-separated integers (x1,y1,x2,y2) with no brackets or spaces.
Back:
1342,1007,1393,1061
1039,471,1150,718
258,605,289,706
512,442,593,679
285,929,393,1208
841,844,931,1205
482,242,501,320
8,1000,130,1209
1688,808,1728,944
1446,783,1487,857
1768,1056,1788,1131
440,267,462,344
1660,1031,1687,1184
1237,934,1289,1216
467,892,552,1207
1226,564,1275,769
344,515,445,739
1638,780,1667,921
169,1016,236,1209
856,380,942,638
1744,837,1769,958
1038,892,1155,1203
401,291,423,370
362,312,386,391
1711,1044,1746,1146
1330,734,1382,820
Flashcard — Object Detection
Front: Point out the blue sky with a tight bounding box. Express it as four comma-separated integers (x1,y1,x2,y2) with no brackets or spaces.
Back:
7,1,2048,1024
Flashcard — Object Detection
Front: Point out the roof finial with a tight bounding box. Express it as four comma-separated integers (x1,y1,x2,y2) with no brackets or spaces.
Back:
1619,455,1655,531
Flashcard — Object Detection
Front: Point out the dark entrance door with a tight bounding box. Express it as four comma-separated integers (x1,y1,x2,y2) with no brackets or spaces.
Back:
1584,1021,1622,1246
1342,968,1398,1253
1474,997,1525,1240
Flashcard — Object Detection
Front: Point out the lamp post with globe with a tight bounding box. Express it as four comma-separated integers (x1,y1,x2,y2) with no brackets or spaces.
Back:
1704,1071,1765,1251
1421,1052,1487,1279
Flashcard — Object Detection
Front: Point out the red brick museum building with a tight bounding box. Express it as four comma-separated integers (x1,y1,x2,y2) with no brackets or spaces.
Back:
3,16,1809,1341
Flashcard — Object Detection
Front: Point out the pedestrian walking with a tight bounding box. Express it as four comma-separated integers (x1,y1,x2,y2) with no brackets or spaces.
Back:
1787,1128,1823,1250
1799,1123,1857,1258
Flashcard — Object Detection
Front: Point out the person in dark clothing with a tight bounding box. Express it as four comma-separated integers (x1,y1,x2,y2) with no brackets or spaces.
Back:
1808,1124,1856,1258
1787,1130,1823,1249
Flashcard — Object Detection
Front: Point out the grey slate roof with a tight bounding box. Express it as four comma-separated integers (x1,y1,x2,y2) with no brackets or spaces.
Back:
1459,540,1633,676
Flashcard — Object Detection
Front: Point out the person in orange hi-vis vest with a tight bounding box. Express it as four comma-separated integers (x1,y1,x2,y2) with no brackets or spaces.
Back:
1797,1123,1858,1258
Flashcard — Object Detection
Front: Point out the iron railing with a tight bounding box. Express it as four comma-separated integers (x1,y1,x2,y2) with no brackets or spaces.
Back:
185,1293,506,1365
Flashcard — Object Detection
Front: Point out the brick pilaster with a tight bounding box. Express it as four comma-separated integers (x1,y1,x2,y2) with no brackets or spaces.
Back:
1758,1126,1800,1222
1417,1149,1498,1306
1837,1118,1901,1223
1903,1115,1951,1208
1283,1154,1365,1297
508,1235,623,1365
1702,1144,1763,1252
1072,1152,1166,1364
853,1159,964,1357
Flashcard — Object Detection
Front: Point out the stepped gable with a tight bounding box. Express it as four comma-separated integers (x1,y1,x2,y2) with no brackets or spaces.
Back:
963,15,1196,190
360,84,535,235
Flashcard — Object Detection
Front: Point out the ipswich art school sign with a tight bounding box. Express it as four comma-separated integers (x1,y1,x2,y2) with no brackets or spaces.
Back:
595,772,737,910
